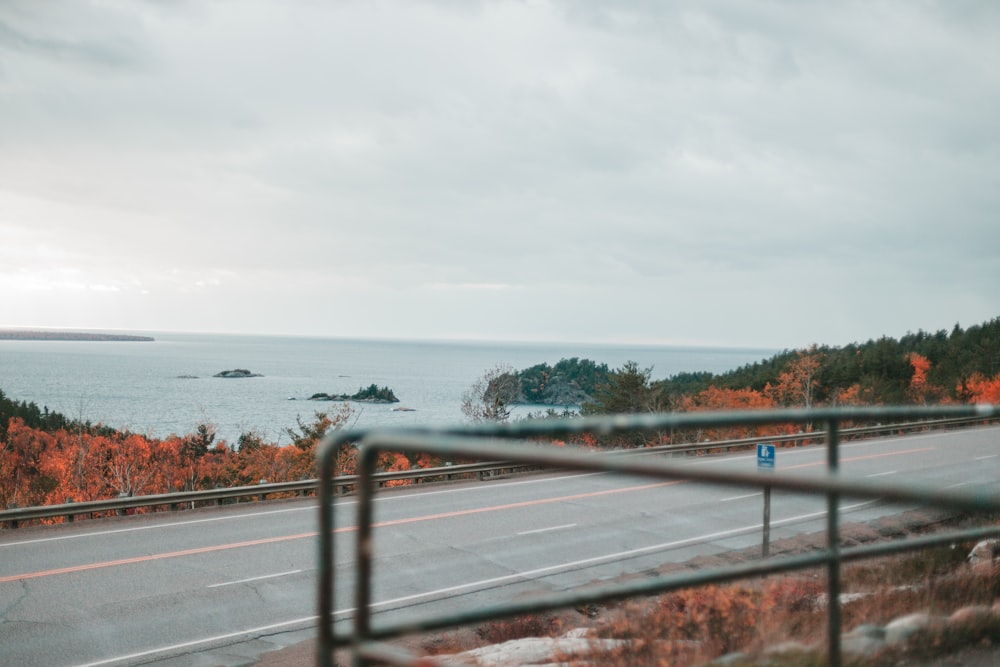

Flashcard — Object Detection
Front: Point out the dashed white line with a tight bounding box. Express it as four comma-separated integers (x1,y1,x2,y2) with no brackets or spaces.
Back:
517,524,577,536
207,570,302,588
721,493,762,502
867,471,897,478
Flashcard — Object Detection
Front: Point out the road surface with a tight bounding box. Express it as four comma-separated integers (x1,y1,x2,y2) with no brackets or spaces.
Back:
1,425,998,666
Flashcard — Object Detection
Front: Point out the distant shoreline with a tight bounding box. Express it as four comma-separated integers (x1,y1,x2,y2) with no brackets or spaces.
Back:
0,330,155,342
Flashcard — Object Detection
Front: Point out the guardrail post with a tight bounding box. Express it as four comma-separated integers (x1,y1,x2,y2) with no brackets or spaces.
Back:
762,486,771,558
826,417,842,667
355,446,379,666
6,503,18,529
66,498,75,523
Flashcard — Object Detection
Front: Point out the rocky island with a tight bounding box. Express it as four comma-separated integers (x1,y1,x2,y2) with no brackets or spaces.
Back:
213,369,263,378
309,384,399,403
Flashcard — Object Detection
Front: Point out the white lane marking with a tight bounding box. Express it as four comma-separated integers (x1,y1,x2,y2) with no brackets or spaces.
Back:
72,615,318,667
867,471,897,478
975,455,998,460
517,524,577,536
946,481,976,488
357,500,879,612
721,493,761,502
207,570,302,588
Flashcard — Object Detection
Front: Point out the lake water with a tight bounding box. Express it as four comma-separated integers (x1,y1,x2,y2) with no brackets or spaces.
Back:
0,332,777,445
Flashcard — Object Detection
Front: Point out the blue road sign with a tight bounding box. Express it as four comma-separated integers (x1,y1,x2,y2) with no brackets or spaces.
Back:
757,443,776,469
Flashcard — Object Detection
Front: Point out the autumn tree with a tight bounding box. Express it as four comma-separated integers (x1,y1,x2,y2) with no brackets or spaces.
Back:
678,386,781,442
905,352,945,404
94,432,157,498
462,364,521,423
766,347,822,408
963,372,1000,404
1,418,58,508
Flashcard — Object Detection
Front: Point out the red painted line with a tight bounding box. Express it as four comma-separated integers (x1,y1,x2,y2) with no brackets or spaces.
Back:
369,480,682,529
0,532,317,583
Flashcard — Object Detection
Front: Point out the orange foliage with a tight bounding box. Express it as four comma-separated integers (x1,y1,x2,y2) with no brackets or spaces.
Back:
377,451,412,487
0,407,363,514
678,386,786,441
906,352,941,405
830,383,868,406
964,372,1000,404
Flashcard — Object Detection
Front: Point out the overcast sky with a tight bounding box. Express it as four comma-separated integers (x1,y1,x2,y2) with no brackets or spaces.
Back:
1,1,997,349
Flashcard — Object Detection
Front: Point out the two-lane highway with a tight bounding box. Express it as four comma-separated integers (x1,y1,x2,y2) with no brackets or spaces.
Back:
1,425,998,666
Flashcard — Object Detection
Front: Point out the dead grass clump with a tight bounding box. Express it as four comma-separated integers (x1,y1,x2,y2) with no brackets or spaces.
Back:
474,613,563,645
585,579,826,665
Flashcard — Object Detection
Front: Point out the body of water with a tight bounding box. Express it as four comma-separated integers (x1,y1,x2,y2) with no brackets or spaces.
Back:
0,332,777,445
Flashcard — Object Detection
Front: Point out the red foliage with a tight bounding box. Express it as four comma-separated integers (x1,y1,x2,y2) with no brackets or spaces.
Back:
964,372,1000,404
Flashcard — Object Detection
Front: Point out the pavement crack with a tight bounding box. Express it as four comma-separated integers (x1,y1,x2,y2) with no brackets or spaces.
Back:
0,580,29,624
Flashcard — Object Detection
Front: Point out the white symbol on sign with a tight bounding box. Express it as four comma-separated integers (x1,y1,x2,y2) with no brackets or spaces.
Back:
757,444,776,468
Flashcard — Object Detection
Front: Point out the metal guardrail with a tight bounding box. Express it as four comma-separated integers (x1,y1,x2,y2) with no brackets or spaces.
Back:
0,462,503,528
1,415,988,528
316,405,1000,667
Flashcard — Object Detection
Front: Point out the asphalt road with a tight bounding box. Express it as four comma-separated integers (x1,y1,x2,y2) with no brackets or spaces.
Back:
1,425,998,666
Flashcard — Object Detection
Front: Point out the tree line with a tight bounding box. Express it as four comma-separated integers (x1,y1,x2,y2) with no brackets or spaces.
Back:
461,318,1000,444
467,318,1000,413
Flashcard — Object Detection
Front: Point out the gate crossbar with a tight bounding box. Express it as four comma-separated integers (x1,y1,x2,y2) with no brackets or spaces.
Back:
317,405,1000,667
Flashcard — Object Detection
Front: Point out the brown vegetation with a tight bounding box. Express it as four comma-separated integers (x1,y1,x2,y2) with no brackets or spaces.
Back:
405,514,1000,667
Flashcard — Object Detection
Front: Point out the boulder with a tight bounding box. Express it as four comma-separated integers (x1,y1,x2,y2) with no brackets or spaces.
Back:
967,539,1000,565
884,612,947,645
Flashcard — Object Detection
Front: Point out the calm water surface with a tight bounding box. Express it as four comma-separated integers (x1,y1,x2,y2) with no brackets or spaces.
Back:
0,332,777,445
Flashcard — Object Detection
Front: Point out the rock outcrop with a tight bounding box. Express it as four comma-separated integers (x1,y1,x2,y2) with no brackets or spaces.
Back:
213,369,263,378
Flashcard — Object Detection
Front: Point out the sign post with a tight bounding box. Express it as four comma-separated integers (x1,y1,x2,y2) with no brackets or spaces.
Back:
757,444,776,557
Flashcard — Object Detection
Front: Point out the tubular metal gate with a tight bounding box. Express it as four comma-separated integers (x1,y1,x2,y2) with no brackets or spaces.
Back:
317,406,1000,667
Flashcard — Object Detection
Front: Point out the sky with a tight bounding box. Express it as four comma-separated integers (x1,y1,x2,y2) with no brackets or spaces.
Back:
1,1,997,350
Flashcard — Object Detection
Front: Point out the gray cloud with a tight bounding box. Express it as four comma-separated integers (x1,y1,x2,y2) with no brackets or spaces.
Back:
0,0,997,348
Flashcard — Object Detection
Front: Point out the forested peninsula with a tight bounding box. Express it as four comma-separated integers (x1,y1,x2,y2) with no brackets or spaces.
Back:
504,317,1000,410
2,317,999,516
0,330,154,342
